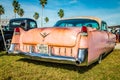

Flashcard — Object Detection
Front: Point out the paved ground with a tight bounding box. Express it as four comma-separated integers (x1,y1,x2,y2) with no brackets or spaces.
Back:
115,43,120,49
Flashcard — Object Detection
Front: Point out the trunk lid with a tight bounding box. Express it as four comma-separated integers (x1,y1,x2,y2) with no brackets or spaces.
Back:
22,27,82,47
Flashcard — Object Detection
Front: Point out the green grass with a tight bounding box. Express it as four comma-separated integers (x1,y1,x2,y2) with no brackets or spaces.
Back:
0,49,120,80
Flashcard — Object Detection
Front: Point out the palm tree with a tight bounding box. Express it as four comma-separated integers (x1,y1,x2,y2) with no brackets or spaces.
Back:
44,17,49,23
18,8,24,17
39,0,47,27
0,5,5,24
33,12,39,20
58,9,64,19
12,0,20,18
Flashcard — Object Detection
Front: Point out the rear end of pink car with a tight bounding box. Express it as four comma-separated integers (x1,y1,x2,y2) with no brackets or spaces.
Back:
8,16,116,66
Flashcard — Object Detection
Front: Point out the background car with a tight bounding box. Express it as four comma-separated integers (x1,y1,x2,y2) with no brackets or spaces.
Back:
0,18,37,50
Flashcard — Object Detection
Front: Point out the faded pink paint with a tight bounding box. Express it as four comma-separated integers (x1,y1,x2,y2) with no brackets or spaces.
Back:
11,26,116,64
88,31,116,64
10,17,116,66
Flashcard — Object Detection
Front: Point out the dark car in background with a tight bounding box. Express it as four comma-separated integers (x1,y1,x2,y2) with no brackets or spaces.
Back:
0,18,37,50
116,29,120,42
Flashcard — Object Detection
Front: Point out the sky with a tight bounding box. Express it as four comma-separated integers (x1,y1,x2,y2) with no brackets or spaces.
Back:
0,0,120,27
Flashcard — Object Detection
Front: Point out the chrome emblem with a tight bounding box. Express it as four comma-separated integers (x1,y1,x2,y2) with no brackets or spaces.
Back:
40,32,49,38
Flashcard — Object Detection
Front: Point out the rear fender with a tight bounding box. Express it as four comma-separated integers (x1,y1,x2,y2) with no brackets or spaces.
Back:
11,27,25,44
88,31,108,64
79,36,88,48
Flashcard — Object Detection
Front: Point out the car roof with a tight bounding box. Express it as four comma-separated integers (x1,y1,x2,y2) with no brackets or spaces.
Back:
10,18,36,22
61,16,102,26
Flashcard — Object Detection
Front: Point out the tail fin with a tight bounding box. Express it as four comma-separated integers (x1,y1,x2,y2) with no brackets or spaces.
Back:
11,27,25,43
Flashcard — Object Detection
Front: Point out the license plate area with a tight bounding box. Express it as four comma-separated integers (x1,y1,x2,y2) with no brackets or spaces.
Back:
37,44,48,54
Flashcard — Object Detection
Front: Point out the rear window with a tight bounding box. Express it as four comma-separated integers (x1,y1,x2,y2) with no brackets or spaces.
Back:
54,19,99,29
5,19,37,31
11,21,22,26
8,20,26,31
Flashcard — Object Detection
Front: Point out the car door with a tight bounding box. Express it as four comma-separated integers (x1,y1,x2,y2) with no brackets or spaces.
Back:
101,21,111,53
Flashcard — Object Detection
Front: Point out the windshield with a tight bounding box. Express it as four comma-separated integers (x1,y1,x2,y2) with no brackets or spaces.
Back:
54,19,99,29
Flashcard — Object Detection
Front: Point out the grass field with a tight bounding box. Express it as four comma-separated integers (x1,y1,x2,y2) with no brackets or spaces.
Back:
0,49,120,80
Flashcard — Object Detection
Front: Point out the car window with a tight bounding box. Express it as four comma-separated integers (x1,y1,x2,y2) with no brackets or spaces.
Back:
58,23,74,27
84,23,99,28
57,23,66,27
101,21,107,31
11,21,21,26
54,19,99,29
76,24,82,27
29,21,37,29
8,20,25,31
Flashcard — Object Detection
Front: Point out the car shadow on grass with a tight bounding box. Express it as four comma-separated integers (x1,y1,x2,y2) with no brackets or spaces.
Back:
17,58,98,73
0,52,109,73
0,52,17,57
0,51,7,57
0,53,6,57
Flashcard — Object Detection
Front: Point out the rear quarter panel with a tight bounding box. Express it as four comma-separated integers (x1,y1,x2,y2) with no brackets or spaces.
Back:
88,30,109,64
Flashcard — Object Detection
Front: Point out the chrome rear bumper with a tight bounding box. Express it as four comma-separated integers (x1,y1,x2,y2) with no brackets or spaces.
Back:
8,45,88,66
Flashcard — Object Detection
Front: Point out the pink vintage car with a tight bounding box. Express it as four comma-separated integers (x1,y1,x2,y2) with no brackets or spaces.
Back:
8,16,116,66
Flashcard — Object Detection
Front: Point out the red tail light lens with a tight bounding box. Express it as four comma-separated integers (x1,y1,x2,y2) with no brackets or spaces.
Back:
81,26,87,32
14,27,20,35
14,27,20,32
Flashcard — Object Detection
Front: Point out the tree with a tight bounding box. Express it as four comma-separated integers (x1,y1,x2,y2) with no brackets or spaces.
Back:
18,8,24,17
44,17,49,23
33,12,39,20
0,5,5,24
12,0,20,18
39,0,47,27
58,9,64,19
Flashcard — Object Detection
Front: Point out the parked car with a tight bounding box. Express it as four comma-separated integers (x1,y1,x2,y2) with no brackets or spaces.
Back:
0,18,37,50
8,16,116,66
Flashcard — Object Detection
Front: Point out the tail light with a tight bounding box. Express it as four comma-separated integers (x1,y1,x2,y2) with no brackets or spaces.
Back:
14,27,20,35
81,26,88,36
81,26,87,32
